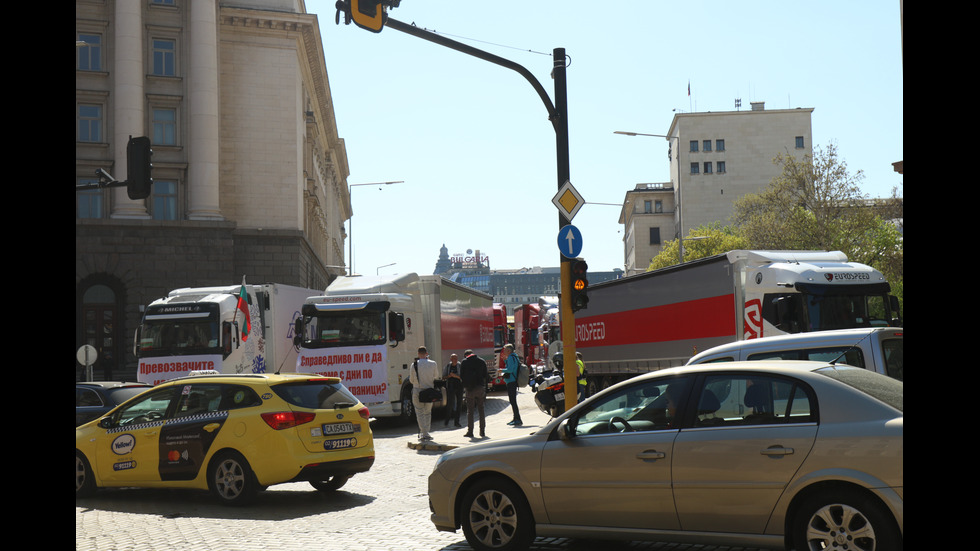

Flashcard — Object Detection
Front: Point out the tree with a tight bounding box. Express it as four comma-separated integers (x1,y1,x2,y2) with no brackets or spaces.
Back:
732,143,903,308
647,223,748,271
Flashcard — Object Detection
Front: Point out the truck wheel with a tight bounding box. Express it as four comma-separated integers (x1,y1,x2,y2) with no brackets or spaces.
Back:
461,476,534,551
208,450,259,506
75,451,97,498
791,489,901,551
399,387,416,425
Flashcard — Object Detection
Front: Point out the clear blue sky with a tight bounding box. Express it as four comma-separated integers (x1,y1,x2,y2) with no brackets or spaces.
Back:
307,1,903,276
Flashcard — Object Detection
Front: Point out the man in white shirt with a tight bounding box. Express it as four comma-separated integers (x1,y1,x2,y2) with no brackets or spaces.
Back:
410,346,440,441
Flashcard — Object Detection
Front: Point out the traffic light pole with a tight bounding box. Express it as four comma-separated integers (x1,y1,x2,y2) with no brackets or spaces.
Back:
378,17,578,411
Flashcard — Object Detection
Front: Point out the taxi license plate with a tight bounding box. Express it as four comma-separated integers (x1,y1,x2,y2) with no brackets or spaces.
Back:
322,422,355,435
554,392,565,401
324,437,357,450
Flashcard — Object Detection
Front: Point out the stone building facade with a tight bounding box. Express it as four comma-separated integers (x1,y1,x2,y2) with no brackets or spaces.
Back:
75,0,350,380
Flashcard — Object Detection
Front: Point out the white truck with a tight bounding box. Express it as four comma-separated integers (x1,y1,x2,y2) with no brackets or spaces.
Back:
135,283,318,385
294,274,495,421
575,250,902,392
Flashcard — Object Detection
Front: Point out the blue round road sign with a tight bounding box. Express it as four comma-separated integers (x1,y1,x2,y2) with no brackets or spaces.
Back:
558,225,583,258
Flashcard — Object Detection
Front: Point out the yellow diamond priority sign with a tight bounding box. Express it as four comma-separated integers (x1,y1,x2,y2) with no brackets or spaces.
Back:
552,180,584,222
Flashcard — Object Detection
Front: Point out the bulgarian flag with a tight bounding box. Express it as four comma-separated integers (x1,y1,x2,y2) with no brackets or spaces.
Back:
236,277,251,341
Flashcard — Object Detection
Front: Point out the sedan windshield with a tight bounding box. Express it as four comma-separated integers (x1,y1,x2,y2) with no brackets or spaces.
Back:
816,366,903,412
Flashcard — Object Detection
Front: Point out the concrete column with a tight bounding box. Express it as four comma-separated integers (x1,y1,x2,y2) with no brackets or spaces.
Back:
187,0,223,220
111,0,148,218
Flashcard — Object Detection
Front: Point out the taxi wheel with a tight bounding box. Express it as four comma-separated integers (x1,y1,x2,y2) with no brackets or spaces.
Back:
75,451,97,498
208,451,259,506
460,476,534,551
310,475,350,492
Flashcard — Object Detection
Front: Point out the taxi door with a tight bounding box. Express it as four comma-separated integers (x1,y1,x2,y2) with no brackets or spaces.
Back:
95,386,178,485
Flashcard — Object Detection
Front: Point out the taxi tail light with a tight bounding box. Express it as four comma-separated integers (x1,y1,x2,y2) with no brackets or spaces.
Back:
358,406,370,420
261,411,316,430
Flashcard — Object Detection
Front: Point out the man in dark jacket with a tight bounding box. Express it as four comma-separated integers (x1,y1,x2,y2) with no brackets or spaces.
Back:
443,353,463,427
459,349,488,438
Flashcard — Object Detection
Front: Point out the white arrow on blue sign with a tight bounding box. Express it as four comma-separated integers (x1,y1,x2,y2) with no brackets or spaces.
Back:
558,224,583,258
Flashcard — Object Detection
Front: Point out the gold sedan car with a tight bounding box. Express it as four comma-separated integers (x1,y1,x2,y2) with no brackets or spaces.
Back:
428,361,902,551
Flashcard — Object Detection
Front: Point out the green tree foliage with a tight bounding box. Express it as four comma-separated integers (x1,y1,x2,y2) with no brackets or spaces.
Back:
647,223,748,271
732,143,903,309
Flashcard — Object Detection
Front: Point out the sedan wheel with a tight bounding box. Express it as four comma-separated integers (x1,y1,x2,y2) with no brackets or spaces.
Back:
794,491,901,551
310,475,350,492
208,451,258,506
461,478,533,551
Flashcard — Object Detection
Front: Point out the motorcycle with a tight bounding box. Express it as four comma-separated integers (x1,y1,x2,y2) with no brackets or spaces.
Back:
532,353,567,418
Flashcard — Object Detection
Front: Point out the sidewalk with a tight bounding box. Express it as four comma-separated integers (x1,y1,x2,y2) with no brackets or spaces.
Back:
407,386,557,451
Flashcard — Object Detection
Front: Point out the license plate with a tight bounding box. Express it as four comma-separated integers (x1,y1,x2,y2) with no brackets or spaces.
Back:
324,437,357,450
554,392,565,401
322,422,355,435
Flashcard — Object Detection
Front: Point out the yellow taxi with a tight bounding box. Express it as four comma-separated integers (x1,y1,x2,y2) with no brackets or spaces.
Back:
75,373,375,505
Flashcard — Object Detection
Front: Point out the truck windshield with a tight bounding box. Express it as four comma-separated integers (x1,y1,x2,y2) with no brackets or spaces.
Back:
764,292,894,333
138,318,220,356
301,310,386,348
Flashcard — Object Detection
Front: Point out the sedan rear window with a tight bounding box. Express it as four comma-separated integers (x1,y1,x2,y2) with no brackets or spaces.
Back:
272,380,360,410
816,366,903,412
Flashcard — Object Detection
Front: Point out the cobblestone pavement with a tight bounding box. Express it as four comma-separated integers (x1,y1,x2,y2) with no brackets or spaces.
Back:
76,388,773,551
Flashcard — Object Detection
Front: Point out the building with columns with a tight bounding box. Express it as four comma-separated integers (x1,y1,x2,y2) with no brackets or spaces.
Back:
76,0,351,381
620,103,813,275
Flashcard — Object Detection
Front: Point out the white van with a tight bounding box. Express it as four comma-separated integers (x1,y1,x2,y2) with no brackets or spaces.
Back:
686,327,904,380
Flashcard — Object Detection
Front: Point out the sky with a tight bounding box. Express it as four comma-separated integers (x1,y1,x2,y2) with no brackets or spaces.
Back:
306,1,903,276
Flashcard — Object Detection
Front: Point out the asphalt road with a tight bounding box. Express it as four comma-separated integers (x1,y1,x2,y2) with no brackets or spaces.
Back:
76,388,774,551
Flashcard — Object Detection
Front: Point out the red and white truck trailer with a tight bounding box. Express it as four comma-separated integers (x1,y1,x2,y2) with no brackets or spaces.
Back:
294,274,494,421
574,250,901,392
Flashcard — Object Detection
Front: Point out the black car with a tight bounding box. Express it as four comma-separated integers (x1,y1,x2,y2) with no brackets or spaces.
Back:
75,381,152,426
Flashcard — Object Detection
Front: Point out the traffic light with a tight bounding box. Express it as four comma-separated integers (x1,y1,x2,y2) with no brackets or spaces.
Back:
349,0,386,33
568,258,589,313
126,136,153,200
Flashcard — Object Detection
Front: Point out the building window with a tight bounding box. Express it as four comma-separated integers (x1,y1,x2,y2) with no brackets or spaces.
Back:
717,161,726,173
77,179,104,219
78,104,103,143
152,108,177,145
77,33,102,71
704,162,713,174
655,200,663,213
649,227,661,245
643,200,652,213
152,180,178,220
703,140,712,152
152,38,176,76
795,136,805,149
690,162,699,175
716,139,725,151
689,140,699,152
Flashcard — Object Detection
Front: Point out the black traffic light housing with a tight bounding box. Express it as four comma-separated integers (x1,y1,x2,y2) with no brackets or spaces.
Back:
126,136,153,200
568,258,589,313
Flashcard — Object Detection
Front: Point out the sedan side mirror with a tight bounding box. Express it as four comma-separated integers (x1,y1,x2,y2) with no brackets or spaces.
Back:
557,418,576,441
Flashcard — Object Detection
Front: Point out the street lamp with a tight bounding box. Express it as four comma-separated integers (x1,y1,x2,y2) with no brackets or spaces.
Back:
613,131,688,263
348,181,403,275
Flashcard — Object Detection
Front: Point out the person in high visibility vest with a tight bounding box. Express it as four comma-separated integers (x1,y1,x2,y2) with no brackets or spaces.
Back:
576,351,588,401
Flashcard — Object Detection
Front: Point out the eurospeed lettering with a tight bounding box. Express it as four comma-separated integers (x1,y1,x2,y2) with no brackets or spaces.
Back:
140,360,216,374
575,321,606,342
825,272,871,282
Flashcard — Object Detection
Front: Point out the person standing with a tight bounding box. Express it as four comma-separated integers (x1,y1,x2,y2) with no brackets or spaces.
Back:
459,349,488,438
501,344,523,426
576,351,588,401
443,353,463,427
410,346,439,441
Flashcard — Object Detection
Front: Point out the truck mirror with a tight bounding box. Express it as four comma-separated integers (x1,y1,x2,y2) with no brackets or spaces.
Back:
293,319,304,346
222,322,233,357
388,312,405,342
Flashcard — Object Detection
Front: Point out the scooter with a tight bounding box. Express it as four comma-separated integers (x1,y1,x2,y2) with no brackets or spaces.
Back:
532,353,566,418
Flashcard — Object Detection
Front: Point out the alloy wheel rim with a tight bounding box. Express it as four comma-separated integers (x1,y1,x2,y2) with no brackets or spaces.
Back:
806,503,877,551
469,489,518,548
